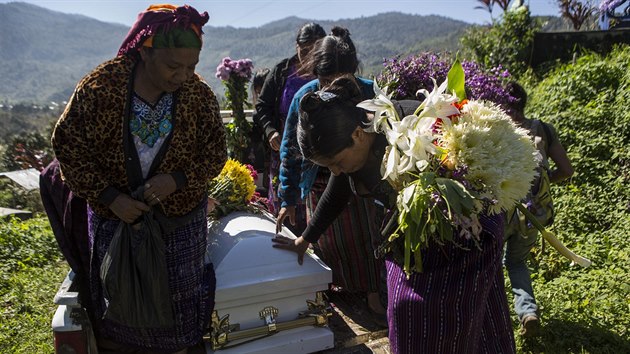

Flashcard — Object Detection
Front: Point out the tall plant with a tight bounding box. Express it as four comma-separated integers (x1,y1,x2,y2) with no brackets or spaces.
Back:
461,3,538,78
2,131,53,171
215,57,254,162
557,0,598,30
475,0,514,19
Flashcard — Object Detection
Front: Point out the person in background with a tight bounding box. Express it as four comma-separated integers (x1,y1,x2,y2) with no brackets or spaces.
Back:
52,4,226,353
247,67,271,193
251,68,271,111
253,22,326,233
275,27,387,321
503,82,574,338
273,75,516,353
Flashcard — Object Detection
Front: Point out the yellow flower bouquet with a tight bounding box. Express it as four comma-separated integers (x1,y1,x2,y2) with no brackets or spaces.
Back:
208,159,265,218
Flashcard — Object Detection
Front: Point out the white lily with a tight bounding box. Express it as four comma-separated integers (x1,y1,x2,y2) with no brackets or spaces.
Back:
405,116,438,171
398,183,417,213
416,78,460,119
385,115,416,152
358,81,399,133
397,154,416,175
382,145,401,182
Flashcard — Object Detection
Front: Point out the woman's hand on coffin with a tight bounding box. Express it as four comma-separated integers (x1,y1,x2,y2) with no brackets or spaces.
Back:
272,235,309,265
276,206,296,234
109,193,150,224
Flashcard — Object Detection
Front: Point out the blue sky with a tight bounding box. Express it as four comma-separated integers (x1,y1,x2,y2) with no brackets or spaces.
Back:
1,0,564,27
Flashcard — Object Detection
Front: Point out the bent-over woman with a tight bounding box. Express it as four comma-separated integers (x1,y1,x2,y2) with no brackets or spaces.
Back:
273,75,516,354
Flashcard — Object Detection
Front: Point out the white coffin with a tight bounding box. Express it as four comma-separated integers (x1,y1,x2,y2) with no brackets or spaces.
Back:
204,211,334,353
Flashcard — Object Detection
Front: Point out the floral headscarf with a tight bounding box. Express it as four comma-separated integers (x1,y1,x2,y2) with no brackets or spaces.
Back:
118,4,209,56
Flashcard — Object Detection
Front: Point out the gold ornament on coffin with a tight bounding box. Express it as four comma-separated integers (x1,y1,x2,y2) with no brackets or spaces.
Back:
206,292,331,350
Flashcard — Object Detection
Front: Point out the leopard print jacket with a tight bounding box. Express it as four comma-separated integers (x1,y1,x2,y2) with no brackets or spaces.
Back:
52,55,227,218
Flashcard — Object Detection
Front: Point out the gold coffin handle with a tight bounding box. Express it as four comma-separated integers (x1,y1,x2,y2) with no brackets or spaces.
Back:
208,292,331,350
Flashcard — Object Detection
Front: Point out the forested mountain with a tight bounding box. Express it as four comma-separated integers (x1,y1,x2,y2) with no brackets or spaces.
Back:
0,2,470,104
0,2,128,103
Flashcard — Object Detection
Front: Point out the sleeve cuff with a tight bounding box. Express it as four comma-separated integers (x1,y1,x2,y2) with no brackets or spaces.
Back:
98,186,121,207
302,225,322,243
171,171,187,190
265,126,277,140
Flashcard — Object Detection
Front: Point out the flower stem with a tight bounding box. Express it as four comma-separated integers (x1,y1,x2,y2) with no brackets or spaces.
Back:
515,204,592,268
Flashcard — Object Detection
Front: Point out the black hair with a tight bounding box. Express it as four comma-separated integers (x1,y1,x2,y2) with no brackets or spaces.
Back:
298,75,367,160
299,26,360,78
296,22,326,45
505,81,527,113
251,67,270,94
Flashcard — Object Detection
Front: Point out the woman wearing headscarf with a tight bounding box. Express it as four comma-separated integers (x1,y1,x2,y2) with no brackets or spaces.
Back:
52,4,226,353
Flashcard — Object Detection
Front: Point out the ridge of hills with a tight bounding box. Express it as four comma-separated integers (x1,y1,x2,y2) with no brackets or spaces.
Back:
0,2,470,104
0,2,567,105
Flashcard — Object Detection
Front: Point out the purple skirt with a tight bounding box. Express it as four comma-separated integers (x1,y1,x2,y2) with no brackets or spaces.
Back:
386,213,516,354
88,204,215,352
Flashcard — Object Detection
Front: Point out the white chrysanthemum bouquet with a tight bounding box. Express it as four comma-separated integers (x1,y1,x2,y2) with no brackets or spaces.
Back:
359,61,539,274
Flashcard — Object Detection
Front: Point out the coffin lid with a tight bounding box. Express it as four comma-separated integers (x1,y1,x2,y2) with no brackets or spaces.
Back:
205,211,331,303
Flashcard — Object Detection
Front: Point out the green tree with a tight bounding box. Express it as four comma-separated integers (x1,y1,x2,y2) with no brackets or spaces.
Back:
461,3,539,78
1,131,53,171
475,0,514,20
556,0,598,30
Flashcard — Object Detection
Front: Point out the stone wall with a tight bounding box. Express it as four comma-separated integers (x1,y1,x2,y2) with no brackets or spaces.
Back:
529,29,630,67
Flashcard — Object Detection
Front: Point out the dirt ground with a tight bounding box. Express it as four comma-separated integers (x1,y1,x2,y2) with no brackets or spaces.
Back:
318,291,391,354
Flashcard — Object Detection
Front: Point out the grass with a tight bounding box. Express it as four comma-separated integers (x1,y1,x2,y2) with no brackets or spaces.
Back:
0,261,68,354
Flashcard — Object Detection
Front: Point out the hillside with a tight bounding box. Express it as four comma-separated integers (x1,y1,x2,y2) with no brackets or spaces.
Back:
0,2,128,103
0,2,469,104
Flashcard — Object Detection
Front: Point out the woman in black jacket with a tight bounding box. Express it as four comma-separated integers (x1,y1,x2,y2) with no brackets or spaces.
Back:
253,22,325,234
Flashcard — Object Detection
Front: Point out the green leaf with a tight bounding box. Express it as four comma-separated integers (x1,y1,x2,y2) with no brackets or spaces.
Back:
446,58,466,101
404,227,412,277
435,178,475,215
419,172,436,187
409,188,426,224
435,208,453,243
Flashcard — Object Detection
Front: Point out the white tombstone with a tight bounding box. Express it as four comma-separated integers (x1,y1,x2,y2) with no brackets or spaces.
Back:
204,211,334,353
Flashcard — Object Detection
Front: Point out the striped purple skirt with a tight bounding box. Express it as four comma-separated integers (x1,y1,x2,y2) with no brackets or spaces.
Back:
307,175,383,293
386,213,516,354
87,205,215,352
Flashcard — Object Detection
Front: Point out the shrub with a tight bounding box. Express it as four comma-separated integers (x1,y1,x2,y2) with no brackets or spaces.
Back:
376,52,514,107
461,4,539,78
0,216,61,283
515,44,630,352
